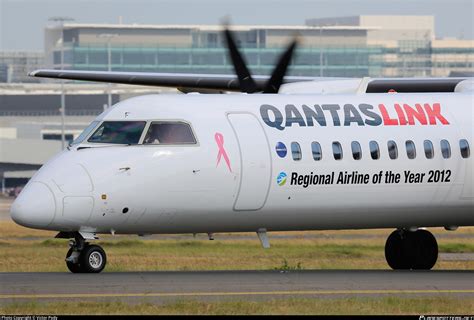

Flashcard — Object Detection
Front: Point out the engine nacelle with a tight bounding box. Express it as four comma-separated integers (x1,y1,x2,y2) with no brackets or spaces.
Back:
455,79,474,92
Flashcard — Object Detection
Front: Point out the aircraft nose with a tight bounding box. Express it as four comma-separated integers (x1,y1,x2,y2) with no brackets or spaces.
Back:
10,182,56,229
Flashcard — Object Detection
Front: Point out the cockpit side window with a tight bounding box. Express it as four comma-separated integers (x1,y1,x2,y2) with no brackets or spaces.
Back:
143,121,196,145
70,121,99,146
88,121,146,144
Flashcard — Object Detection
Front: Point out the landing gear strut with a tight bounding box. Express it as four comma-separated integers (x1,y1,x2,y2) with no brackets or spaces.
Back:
65,234,107,273
385,229,438,270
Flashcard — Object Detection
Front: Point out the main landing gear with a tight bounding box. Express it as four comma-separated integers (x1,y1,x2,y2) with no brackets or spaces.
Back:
385,229,438,270
65,234,107,273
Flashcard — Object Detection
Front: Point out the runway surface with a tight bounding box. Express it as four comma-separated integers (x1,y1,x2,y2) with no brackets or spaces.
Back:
1,270,473,304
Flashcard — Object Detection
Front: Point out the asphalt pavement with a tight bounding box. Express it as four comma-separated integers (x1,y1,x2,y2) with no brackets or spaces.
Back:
0,270,473,304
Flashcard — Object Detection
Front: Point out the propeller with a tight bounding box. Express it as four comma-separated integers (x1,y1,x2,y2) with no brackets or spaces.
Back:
223,28,258,93
223,26,298,94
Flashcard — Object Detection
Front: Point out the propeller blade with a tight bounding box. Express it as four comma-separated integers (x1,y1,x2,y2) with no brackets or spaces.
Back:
263,39,298,94
223,28,258,93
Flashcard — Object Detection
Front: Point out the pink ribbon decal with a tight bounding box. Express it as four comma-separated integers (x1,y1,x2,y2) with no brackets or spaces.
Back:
215,132,232,172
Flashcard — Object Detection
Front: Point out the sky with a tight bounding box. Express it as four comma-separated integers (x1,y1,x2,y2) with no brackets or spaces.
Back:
0,0,473,51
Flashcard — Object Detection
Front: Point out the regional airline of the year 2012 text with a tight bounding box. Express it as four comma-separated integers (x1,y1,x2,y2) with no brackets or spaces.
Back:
10,27,473,273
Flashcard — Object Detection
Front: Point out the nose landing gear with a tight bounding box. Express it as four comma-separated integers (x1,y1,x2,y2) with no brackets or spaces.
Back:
385,229,438,270
65,234,107,273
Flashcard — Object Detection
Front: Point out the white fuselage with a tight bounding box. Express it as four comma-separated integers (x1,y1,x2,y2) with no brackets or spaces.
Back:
11,93,474,234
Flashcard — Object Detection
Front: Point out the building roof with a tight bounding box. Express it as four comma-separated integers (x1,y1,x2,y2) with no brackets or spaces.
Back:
47,23,379,32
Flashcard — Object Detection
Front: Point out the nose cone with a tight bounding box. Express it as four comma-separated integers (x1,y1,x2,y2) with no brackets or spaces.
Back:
10,182,56,229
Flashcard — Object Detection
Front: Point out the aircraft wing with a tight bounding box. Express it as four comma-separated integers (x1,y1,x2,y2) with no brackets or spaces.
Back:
29,69,472,94
29,69,317,92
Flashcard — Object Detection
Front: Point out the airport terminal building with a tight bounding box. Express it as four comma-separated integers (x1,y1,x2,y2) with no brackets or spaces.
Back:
42,15,473,78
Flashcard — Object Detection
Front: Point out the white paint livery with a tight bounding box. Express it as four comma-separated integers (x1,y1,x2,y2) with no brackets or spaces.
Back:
10,92,474,272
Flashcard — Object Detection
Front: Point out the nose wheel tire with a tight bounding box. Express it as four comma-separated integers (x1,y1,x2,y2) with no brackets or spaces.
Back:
385,229,438,270
65,244,107,273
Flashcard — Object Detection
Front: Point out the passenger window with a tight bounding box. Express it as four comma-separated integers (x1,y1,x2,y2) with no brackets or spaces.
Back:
351,141,362,160
424,140,434,159
143,121,196,144
406,140,416,159
311,142,322,161
369,141,380,160
88,121,146,144
387,140,398,160
291,142,302,161
332,142,343,160
440,140,451,159
460,139,470,158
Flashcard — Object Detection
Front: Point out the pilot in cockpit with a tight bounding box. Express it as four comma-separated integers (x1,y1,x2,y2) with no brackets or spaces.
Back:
144,122,194,145
144,124,162,144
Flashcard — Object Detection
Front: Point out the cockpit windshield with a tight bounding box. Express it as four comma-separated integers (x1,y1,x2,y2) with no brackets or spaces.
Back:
88,121,146,145
70,121,99,146
143,122,196,145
